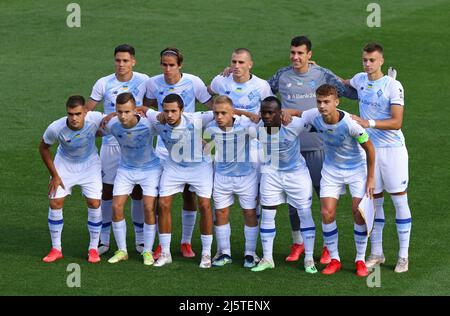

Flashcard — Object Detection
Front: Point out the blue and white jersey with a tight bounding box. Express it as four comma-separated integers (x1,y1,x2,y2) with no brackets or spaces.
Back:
104,115,160,171
302,108,367,171
147,110,214,168
205,116,256,177
145,73,212,159
210,74,273,113
350,73,405,148
145,73,212,112
90,71,149,146
267,64,358,151
43,111,103,162
257,117,309,172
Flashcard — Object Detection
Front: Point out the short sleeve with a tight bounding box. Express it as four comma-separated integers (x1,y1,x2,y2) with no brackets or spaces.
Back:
348,118,368,141
349,72,365,89
146,109,160,126
145,78,157,100
200,111,215,126
87,111,105,128
260,80,274,99
289,117,308,135
90,78,105,102
192,76,212,104
387,80,405,106
301,108,318,125
210,75,224,95
43,121,59,145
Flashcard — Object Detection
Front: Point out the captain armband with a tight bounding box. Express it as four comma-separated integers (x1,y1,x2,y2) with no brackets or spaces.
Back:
356,131,369,144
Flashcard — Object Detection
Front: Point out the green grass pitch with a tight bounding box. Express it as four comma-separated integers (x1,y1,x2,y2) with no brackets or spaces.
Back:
0,0,449,296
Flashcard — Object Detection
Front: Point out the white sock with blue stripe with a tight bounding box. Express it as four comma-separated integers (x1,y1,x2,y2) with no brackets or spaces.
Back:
181,209,197,244
48,208,63,251
87,207,102,250
354,223,368,262
143,223,156,253
392,194,412,258
260,208,277,261
322,221,339,261
244,225,258,257
112,219,127,252
215,223,231,256
297,207,315,261
131,199,144,245
100,199,112,246
370,197,385,256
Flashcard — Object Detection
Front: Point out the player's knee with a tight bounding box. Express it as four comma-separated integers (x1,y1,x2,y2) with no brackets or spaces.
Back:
198,199,211,212
320,207,335,222
49,199,63,210
158,198,171,213
87,199,101,209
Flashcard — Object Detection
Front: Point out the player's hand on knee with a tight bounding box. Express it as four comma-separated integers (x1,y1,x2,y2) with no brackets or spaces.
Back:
48,175,64,198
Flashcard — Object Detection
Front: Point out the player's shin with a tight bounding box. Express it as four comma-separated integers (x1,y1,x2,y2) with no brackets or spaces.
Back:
87,207,102,250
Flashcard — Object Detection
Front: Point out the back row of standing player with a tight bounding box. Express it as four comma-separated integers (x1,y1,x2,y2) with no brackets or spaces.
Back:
40,36,411,275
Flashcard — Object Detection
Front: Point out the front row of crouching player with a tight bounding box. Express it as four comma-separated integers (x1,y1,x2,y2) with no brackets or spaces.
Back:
39,84,405,276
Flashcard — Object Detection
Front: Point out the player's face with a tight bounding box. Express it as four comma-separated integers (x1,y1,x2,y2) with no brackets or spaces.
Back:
160,55,182,78
290,45,312,71
316,94,339,116
116,101,137,127
362,51,384,75
261,103,281,128
231,52,252,79
115,52,135,77
213,102,234,128
163,101,183,126
67,105,87,130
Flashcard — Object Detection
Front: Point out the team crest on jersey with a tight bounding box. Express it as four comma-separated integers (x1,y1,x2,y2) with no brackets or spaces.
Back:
247,91,259,102
309,80,316,89
377,89,383,97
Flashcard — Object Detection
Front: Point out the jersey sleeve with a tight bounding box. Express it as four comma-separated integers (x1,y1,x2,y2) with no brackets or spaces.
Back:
90,78,105,102
42,121,60,145
387,80,405,106
209,75,224,95
349,72,365,90
193,76,212,104
146,109,160,126
321,67,358,100
201,111,215,126
289,117,309,135
87,111,105,129
300,108,318,125
348,118,369,144
260,80,274,99
267,66,290,94
145,78,157,100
